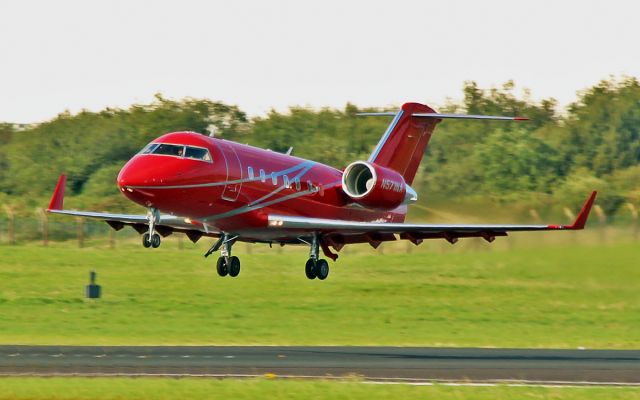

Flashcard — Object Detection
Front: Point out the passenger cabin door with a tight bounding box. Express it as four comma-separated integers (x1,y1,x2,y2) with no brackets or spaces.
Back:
219,141,243,201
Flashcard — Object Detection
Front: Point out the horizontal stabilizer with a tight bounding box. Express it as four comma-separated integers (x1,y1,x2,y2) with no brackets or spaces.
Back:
412,113,528,121
357,112,528,121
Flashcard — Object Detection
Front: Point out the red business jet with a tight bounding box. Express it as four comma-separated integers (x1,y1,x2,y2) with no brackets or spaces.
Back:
47,102,597,280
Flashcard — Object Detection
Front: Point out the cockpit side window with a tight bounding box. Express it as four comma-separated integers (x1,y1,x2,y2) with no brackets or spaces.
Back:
184,146,212,162
153,144,184,156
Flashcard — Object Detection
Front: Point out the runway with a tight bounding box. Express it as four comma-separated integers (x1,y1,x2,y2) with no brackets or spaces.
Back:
1,346,639,385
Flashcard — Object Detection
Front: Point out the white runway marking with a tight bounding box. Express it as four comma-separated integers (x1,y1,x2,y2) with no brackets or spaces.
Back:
0,372,637,388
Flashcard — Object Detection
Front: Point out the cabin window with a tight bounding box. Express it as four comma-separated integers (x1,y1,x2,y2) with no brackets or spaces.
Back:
307,180,317,193
283,175,290,188
260,169,266,182
248,166,254,179
184,146,212,162
294,178,301,191
271,173,278,185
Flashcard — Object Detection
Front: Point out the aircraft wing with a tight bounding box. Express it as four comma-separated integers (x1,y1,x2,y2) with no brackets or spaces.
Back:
267,191,597,256
46,175,218,241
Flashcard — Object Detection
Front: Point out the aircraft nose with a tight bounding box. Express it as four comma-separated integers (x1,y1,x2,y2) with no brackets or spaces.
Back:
117,156,158,190
117,161,141,189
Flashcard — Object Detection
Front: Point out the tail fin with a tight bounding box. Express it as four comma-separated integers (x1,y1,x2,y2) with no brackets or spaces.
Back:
362,102,527,185
366,103,439,185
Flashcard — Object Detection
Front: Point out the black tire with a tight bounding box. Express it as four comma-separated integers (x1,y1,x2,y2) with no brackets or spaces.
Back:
305,259,316,280
216,257,228,277
151,233,161,248
315,259,329,280
228,256,241,277
142,233,151,248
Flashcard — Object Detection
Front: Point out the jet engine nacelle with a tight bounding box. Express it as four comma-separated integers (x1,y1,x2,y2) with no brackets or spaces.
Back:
341,161,418,210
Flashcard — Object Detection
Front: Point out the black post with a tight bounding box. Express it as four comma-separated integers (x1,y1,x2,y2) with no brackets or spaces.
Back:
85,270,101,299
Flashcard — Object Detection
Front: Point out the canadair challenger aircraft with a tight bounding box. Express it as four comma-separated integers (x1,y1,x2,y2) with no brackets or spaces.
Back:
47,102,597,280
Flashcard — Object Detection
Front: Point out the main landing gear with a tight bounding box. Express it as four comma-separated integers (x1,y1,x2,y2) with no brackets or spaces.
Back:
205,233,241,278
304,235,329,280
142,207,161,248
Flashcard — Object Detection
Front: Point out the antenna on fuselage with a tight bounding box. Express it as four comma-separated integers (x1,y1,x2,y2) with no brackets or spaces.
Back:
285,147,293,155
208,125,218,137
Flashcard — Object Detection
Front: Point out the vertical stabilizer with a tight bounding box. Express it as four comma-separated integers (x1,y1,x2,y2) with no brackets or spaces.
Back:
367,102,439,185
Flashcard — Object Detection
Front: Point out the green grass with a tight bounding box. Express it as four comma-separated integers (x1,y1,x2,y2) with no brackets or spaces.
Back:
0,378,638,400
0,239,638,347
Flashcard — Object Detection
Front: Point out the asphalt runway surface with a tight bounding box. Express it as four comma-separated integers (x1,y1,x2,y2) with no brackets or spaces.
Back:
1,346,639,385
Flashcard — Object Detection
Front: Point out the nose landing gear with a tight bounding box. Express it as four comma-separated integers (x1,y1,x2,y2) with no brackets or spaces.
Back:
304,234,329,280
142,208,161,248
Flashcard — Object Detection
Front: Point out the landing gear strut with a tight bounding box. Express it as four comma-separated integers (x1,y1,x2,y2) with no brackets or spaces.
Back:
207,233,240,278
304,234,329,280
142,207,161,248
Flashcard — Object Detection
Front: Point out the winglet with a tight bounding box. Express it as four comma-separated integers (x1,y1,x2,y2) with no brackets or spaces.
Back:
48,174,67,211
565,191,598,230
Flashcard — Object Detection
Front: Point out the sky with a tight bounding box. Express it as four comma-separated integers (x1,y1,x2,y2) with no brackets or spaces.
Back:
1,0,639,123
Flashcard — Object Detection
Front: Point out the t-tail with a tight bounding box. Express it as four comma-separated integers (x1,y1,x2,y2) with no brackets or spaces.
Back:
340,102,527,212
360,102,528,185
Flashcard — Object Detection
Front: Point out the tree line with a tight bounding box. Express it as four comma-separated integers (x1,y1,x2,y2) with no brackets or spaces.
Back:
1,78,639,217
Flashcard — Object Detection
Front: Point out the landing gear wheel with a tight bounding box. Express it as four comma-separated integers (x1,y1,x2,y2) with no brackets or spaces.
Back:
228,256,241,277
305,259,316,280
142,233,152,248
216,257,228,277
315,259,329,280
151,233,161,248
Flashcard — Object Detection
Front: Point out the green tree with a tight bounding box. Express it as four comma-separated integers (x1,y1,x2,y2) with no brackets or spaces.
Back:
563,77,640,175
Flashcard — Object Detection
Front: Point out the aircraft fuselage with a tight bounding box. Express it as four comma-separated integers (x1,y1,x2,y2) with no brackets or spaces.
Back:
117,132,405,239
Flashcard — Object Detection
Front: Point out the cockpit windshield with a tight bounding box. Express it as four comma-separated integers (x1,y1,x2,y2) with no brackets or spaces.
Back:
139,143,212,162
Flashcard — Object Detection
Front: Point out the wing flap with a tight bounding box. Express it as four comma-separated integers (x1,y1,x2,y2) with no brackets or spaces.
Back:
268,191,597,241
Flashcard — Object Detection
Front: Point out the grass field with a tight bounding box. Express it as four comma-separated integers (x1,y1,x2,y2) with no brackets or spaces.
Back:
0,238,638,347
0,378,639,400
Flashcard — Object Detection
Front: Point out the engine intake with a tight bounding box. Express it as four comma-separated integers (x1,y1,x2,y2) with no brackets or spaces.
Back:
342,161,417,210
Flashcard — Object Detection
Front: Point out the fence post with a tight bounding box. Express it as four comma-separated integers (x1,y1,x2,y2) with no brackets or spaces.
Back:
593,205,606,243
109,227,116,249
3,205,15,245
626,203,638,242
529,209,541,221
563,207,576,244
36,207,48,247
529,209,542,246
76,217,84,248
